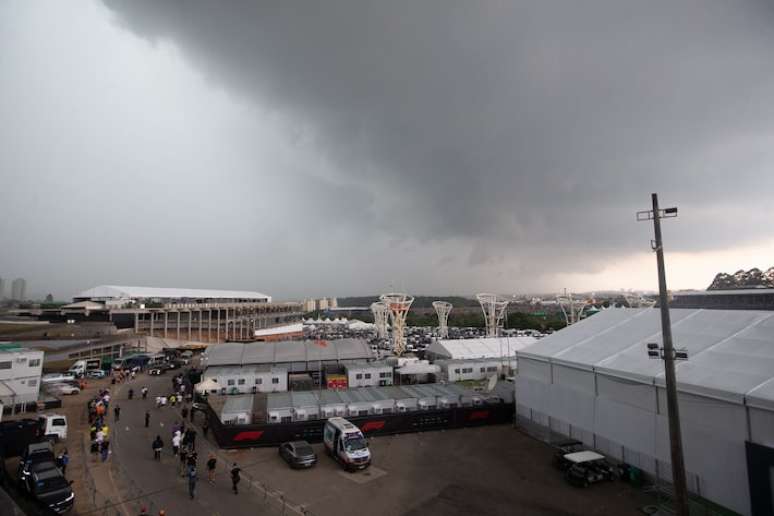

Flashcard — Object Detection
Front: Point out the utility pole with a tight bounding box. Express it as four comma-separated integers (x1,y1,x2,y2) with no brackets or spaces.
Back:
637,193,689,516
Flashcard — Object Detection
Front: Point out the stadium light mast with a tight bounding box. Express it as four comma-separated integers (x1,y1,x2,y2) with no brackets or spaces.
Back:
476,293,509,337
432,301,453,339
370,302,390,340
637,193,689,516
380,293,414,356
557,291,589,326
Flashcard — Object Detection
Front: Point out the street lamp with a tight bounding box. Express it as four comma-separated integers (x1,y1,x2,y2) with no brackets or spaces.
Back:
637,193,689,516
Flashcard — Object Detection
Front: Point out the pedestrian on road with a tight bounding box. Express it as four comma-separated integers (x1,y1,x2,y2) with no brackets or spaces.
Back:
145,410,150,428
181,406,188,420
128,388,134,400
100,440,110,462
179,447,189,477
114,405,121,422
142,386,148,400
202,420,209,439
170,394,176,407
187,465,197,500
57,448,69,476
172,431,181,455
230,463,241,494
206,454,216,483
187,429,197,451
131,370,136,381
152,436,163,460
156,396,162,408
187,450,197,469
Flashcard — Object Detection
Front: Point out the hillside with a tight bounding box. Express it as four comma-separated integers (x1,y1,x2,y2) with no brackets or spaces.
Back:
337,295,481,309
707,267,774,290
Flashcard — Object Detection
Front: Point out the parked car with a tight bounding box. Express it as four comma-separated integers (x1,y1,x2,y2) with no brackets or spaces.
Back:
48,383,80,396
86,369,106,379
18,442,56,485
562,451,617,488
551,440,586,470
26,466,74,513
279,441,318,469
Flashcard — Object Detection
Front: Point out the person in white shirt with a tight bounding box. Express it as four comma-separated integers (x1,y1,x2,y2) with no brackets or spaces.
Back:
172,431,181,455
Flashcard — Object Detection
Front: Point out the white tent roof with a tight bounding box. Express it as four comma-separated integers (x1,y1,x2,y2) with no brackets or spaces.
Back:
75,285,271,302
253,322,303,337
518,308,774,407
428,336,538,360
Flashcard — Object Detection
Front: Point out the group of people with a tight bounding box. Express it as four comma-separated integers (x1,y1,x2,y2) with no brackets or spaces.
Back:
87,389,114,462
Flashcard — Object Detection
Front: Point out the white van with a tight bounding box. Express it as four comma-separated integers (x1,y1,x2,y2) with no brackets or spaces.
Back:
323,417,371,471
38,414,68,441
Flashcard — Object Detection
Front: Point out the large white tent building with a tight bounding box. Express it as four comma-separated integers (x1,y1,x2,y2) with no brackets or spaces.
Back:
426,336,537,361
514,308,774,515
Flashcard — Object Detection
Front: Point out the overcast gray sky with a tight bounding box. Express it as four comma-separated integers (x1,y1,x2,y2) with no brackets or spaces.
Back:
3,0,774,301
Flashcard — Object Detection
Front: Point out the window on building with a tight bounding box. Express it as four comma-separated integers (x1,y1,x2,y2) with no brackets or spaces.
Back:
0,361,11,370
227,379,235,386
480,367,486,373
356,374,363,380
28,359,41,367
255,378,263,385
487,366,497,372
28,379,37,387
454,368,460,374
364,373,371,379
463,368,473,373
238,379,245,385
272,377,279,384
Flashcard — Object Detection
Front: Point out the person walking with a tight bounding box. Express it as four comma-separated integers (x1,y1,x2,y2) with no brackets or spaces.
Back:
142,386,149,400
187,464,197,500
114,405,121,422
187,428,197,451
152,435,163,461
230,463,241,494
145,410,150,428
128,388,134,400
170,394,176,407
57,449,69,476
179,447,189,477
181,406,188,420
206,454,216,484
172,431,181,456
100,440,110,462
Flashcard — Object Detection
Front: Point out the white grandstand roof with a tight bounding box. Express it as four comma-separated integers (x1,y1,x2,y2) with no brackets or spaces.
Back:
428,336,537,360
518,308,774,408
74,285,271,302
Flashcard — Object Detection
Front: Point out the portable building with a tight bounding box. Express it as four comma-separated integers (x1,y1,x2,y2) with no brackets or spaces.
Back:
345,362,394,388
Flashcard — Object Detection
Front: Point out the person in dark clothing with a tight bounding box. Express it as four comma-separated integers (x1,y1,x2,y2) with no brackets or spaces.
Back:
114,405,121,422
145,411,150,428
187,465,197,500
128,388,134,400
202,421,209,439
230,463,241,494
181,407,188,420
57,449,69,476
187,429,197,451
152,436,163,460
179,448,188,477
186,450,197,469
206,454,216,483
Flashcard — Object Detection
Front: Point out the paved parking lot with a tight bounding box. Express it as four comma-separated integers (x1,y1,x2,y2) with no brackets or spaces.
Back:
228,424,653,516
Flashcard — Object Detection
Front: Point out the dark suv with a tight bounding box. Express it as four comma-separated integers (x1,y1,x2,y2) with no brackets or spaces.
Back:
27,467,74,513
18,441,56,484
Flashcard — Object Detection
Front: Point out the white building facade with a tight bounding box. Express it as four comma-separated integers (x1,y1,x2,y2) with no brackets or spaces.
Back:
197,365,288,395
0,347,44,408
345,363,394,388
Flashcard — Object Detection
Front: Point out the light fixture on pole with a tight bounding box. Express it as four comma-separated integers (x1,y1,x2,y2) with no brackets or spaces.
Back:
637,193,689,516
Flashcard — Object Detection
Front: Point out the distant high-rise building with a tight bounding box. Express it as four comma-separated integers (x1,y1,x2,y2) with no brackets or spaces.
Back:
11,278,26,301
329,297,338,309
0,277,5,299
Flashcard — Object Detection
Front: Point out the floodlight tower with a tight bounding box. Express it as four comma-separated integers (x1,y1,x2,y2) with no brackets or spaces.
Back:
557,291,589,325
476,293,509,337
432,301,453,339
370,302,390,340
379,293,414,356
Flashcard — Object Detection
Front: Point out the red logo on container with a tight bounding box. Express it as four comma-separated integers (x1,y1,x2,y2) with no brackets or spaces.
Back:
468,410,490,421
361,421,386,432
233,431,264,441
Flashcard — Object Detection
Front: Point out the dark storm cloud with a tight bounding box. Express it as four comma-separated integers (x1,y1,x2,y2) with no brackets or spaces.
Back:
102,0,774,267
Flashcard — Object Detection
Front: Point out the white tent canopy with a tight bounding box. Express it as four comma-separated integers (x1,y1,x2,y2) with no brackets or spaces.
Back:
427,336,537,360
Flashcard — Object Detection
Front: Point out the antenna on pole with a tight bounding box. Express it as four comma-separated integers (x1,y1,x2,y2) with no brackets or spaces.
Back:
370,302,390,340
380,293,414,356
557,291,589,325
432,301,453,339
476,293,509,337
